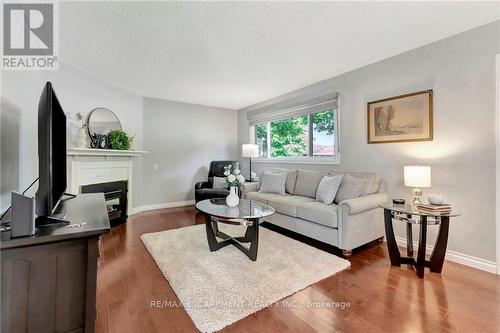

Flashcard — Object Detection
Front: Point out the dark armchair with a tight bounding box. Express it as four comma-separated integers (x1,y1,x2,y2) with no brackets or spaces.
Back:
194,161,240,203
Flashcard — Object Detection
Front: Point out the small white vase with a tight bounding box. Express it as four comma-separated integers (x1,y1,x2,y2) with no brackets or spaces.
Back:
76,127,88,148
226,186,239,207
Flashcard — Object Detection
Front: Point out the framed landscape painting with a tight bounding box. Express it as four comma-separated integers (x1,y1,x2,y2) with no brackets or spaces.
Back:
367,90,433,144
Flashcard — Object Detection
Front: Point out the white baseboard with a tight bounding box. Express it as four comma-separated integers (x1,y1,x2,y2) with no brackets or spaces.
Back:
129,200,195,215
395,236,497,274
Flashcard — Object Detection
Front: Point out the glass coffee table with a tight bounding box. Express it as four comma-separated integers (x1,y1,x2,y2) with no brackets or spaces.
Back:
195,198,275,261
380,203,461,278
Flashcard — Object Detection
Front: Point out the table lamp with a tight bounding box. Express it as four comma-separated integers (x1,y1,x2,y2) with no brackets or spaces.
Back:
242,144,259,181
404,165,431,204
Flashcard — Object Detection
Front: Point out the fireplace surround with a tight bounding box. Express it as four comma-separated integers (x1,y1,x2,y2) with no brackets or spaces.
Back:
81,180,128,226
67,148,148,225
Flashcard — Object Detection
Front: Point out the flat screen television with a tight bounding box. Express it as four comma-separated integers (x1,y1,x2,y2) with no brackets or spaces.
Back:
35,82,68,224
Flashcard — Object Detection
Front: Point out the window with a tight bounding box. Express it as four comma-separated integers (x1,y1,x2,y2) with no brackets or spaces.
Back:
255,123,269,158
270,115,308,157
312,110,335,156
254,108,337,159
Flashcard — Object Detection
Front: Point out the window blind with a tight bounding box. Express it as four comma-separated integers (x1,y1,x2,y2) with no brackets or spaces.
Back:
246,93,339,126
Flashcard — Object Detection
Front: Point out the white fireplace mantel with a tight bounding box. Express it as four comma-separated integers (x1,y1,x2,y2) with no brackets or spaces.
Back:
68,160,134,214
67,148,148,214
67,147,149,157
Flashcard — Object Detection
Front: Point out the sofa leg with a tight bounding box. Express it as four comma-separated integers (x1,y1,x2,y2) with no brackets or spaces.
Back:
377,237,384,245
342,249,352,257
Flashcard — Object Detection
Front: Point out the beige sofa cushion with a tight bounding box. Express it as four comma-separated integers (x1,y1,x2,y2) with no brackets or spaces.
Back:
258,168,298,194
294,169,327,198
258,171,287,195
246,192,286,204
267,195,315,217
328,171,379,195
334,174,365,203
329,171,380,196
297,202,339,228
272,168,298,194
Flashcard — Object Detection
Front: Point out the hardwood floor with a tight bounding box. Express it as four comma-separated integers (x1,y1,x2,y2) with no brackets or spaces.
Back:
96,206,500,333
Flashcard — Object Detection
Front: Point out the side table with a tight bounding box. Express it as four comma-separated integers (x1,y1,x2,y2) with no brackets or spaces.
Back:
380,203,461,278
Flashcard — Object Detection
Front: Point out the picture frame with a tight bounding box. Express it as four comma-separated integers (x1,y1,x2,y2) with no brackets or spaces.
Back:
367,90,433,144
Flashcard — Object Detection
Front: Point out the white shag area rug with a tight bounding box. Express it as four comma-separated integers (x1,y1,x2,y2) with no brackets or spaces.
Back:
141,224,350,332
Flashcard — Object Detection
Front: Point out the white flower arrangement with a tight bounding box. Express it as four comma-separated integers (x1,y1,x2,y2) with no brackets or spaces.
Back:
224,163,245,187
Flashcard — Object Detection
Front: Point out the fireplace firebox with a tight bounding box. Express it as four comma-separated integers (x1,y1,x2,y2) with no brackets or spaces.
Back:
81,180,128,227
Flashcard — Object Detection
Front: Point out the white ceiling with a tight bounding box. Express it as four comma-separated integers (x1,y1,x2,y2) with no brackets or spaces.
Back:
60,2,499,110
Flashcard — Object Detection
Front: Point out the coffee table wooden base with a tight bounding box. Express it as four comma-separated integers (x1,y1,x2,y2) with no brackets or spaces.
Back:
204,214,260,261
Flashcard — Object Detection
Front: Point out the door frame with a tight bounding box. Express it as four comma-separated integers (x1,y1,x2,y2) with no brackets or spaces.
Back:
496,54,500,275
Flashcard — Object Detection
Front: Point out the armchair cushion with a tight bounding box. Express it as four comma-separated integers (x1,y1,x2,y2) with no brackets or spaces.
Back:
195,188,230,196
338,193,389,215
206,160,239,187
195,160,239,203
195,181,211,190
212,176,227,189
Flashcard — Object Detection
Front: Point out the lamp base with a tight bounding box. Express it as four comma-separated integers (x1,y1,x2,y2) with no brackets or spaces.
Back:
412,188,422,204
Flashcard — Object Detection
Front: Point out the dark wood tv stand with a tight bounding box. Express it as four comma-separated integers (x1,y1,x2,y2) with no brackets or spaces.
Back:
1,193,110,333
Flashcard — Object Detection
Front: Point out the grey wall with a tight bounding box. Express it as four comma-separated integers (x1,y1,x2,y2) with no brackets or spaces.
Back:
238,22,500,262
0,60,239,211
1,61,144,210
142,97,238,205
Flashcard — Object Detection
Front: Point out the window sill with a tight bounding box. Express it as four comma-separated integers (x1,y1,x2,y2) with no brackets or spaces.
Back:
252,155,340,165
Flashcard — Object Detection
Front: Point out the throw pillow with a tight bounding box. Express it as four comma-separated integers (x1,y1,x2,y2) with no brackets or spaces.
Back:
272,168,298,194
258,171,287,195
257,169,297,194
294,169,327,198
316,175,344,205
328,172,378,196
212,176,227,189
334,174,366,203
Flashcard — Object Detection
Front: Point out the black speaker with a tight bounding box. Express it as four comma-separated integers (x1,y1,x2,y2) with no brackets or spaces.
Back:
11,192,36,237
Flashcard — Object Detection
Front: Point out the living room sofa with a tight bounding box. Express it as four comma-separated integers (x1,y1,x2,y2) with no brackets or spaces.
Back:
241,169,388,256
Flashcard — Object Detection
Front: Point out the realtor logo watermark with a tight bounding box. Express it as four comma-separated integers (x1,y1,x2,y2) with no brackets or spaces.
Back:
2,2,59,70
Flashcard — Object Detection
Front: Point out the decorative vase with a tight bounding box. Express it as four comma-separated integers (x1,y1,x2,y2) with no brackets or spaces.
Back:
226,186,239,207
76,127,88,148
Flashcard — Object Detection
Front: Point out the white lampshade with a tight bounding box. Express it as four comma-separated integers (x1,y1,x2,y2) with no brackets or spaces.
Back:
404,166,431,188
242,144,259,158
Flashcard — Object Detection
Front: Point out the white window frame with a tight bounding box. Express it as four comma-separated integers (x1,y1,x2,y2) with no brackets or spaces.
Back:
251,102,340,165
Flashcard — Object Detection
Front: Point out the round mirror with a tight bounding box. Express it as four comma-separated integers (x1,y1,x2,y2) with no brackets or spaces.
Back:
86,108,121,137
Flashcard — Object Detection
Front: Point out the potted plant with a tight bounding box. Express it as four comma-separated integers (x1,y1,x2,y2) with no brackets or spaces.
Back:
106,129,134,150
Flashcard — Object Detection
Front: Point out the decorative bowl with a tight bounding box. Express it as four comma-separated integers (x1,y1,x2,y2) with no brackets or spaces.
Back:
427,194,444,205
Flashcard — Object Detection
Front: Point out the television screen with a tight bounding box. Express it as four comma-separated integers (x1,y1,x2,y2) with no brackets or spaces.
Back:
35,82,67,219
50,89,66,212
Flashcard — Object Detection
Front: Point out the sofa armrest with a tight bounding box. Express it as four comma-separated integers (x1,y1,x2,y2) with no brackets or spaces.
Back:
195,181,211,190
241,182,258,198
339,193,389,215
